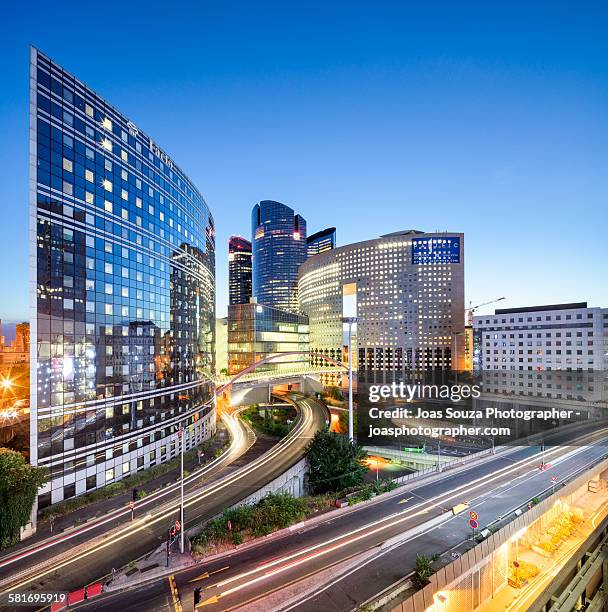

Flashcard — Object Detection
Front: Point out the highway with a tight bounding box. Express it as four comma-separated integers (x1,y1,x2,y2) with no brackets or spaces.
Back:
0,395,327,601
75,421,608,612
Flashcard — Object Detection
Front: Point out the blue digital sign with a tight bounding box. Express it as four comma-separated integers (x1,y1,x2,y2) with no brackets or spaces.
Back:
412,237,460,264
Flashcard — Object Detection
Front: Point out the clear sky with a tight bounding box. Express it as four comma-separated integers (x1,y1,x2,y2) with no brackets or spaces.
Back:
1,1,606,320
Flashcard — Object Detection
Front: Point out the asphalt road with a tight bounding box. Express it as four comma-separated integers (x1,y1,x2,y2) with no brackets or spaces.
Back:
75,420,608,612
0,395,327,601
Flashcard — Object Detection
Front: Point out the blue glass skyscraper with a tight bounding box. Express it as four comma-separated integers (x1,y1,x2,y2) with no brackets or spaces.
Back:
251,200,307,313
30,48,216,507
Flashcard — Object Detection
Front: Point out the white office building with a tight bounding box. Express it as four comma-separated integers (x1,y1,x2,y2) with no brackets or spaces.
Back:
298,230,465,380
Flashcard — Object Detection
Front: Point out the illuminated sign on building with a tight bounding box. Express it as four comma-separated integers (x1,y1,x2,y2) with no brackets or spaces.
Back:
412,237,460,264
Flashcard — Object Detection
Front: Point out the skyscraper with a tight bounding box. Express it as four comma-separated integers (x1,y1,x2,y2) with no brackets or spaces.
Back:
251,200,307,313
299,230,465,381
307,227,336,258
30,49,216,507
228,235,252,305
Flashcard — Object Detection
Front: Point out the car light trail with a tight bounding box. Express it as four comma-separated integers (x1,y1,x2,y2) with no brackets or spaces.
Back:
0,398,316,593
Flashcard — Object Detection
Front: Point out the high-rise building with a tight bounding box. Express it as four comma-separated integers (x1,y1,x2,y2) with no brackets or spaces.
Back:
473,302,608,372
307,227,336,258
298,230,465,380
30,49,216,507
228,302,309,375
228,236,252,306
251,200,307,313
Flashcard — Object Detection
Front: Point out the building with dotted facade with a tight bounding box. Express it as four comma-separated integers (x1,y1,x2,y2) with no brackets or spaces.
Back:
298,230,465,380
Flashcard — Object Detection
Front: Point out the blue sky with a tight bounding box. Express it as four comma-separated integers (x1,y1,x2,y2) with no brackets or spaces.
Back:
1,1,606,319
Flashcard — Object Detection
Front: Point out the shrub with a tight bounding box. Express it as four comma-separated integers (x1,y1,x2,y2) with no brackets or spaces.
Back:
0,449,48,549
307,431,368,494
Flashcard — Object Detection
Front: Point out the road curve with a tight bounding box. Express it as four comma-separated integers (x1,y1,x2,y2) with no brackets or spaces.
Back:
0,395,327,598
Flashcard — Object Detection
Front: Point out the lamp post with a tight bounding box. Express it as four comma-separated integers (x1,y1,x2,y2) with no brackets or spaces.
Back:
178,425,185,554
342,317,357,443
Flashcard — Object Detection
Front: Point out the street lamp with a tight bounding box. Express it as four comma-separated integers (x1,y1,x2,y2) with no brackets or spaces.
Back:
342,317,357,443
178,425,185,554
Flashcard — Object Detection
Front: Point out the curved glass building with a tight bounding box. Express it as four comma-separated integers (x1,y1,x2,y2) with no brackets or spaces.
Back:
251,200,307,313
29,49,216,507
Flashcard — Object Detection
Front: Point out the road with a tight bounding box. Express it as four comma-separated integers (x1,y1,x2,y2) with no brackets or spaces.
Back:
0,395,327,600
75,420,608,612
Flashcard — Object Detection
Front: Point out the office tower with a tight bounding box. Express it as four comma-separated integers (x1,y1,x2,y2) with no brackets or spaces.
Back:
307,227,336,258
228,236,252,305
473,302,608,372
298,230,465,379
30,49,216,507
228,302,309,375
251,200,307,313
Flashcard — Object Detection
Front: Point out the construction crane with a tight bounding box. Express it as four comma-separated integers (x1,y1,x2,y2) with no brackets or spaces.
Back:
466,297,506,326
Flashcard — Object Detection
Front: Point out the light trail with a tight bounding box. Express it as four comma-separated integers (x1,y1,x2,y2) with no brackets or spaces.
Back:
0,398,317,593
198,432,608,606
0,410,249,572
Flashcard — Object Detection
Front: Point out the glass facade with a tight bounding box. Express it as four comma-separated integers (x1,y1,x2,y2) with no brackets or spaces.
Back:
251,200,307,313
307,227,336,258
227,303,309,375
29,49,216,507
228,235,252,306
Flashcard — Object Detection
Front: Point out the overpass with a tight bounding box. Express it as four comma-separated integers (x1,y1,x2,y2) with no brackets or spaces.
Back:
213,352,346,406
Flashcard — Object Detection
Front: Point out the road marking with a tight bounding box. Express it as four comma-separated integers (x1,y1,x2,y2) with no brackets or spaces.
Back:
197,594,220,607
168,575,182,612
398,497,412,504
189,565,229,583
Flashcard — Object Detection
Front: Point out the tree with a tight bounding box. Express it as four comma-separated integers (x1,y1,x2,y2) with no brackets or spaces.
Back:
411,553,440,590
0,448,48,549
306,431,368,494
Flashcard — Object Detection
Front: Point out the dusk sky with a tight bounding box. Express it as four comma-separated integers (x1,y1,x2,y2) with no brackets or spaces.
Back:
1,1,606,320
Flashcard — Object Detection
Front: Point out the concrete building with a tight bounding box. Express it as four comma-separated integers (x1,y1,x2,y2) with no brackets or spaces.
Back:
473,302,608,372
298,230,465,379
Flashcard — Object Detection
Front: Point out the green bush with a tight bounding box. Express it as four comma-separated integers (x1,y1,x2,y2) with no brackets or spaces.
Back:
412,553,440,590
306,431,368,494
192,492,307,550
0,449,48,549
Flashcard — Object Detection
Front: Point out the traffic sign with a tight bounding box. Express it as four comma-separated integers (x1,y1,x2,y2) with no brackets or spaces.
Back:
469,519,478,530
468,511,478,521
128,501,135,509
